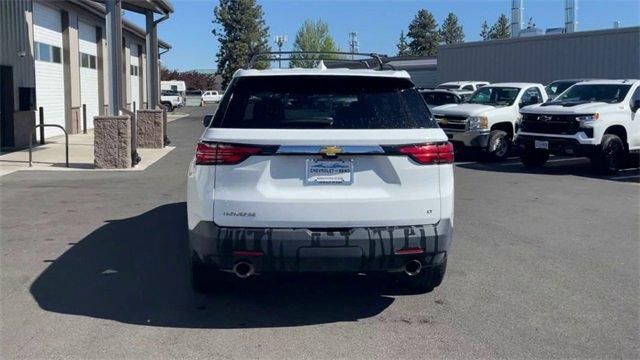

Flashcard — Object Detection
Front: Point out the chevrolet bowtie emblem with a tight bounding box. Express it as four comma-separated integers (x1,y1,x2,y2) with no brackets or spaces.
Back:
320,146,342,156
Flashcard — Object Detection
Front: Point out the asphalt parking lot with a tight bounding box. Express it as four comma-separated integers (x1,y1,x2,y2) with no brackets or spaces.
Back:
1,105,638,359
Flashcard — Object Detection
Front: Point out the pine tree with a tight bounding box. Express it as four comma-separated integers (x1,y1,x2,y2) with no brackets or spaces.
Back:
489,14,511,40
290,19,339,68
479,20,490,41
396,30,410,56
212,0,271,87
407,9,439,56
439,13,464,44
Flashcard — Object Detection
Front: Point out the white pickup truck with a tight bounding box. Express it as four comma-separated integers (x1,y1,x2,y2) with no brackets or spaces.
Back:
431,83,547,160
160,90,183,112
202,90,223,104
517,79,640,173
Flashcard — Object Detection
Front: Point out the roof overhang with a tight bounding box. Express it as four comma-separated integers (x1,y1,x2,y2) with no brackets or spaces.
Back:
74,0,172,49
92,0,173,15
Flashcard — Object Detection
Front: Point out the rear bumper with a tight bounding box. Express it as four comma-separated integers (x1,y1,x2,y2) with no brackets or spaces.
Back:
445,130,490,148
517,134,597,156
189,220,452,273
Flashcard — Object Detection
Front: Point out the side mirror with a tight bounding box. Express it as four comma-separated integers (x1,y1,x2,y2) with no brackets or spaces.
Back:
203,115,213,127
632,99,640,113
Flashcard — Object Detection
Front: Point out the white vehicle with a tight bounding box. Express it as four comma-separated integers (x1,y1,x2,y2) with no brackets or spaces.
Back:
202,90,223,104
419,89,471,111
436,81,489,91
187,53,454,293
517,79,640,173
431,83,547,160
160,90,183,111
161,80,186,95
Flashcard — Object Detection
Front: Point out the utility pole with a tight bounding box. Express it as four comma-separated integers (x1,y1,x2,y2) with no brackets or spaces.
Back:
348,32,358,59
274,35,287,68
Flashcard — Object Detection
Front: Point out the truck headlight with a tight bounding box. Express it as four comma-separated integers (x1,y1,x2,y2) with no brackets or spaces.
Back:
576,113,599,122
468,116,488,130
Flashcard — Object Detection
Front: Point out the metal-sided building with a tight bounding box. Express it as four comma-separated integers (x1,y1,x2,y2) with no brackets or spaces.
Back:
437,26,640,85
1,0,171,149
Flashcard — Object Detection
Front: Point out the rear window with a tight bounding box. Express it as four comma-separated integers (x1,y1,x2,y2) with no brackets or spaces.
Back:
421,91,458,106
213,76,436,129
436,84,461,90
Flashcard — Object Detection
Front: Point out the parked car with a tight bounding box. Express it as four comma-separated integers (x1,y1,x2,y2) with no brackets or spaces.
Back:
436,81,489,91
161,90,183,112
202,90,223,104
431,83,548,160
187,62,454,293
419,89,471,110
517,79,640,173
545,79,594,100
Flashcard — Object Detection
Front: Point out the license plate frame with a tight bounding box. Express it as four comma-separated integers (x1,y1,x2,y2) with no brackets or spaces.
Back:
534,140,549,150
305,158,354,185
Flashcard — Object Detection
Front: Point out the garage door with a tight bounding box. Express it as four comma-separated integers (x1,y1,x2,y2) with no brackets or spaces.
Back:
33,1,66,139
79,21,99,130
130,44,140,110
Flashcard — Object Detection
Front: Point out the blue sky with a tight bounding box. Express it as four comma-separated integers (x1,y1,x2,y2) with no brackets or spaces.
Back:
125,0,640,71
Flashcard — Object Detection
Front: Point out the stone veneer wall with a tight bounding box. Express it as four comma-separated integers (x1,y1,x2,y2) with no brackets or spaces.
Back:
94,116,131,169
136,109,164,148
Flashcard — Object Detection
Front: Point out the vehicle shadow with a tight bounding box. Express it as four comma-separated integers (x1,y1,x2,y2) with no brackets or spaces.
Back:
29,202,397,329
456,153,640,183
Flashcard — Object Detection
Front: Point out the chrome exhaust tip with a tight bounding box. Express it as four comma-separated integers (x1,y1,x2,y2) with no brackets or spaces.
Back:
404,260,422,276
232,261,255,279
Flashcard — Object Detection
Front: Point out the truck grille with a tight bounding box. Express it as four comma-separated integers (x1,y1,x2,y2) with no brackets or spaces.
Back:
520,114,581,135
434,115,467,131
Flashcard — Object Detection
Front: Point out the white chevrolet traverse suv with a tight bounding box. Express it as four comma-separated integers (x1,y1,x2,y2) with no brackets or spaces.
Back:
187,53,454,293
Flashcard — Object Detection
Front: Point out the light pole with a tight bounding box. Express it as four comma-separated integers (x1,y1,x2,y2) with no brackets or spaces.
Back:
274,35,287,68
348,32,358,60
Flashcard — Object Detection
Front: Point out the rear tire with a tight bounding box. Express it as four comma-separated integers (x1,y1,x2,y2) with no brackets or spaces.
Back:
162,102,174,112
402,257,447,293
591,134,625,174
520,147,549,167
484,130,510,161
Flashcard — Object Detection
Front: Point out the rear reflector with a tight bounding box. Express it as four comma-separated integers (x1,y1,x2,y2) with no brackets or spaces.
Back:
394,142,454,165
233,250,264,257
196,142,263,165
394,247,425,255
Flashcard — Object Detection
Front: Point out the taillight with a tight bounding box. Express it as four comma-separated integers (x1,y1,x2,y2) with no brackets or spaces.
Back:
394,142,454,165
195,142,263,165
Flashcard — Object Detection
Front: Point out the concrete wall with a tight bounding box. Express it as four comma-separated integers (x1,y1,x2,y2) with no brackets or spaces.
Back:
437,26,640,85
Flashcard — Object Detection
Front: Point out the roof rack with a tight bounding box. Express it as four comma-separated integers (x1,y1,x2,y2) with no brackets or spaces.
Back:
245,51,390,70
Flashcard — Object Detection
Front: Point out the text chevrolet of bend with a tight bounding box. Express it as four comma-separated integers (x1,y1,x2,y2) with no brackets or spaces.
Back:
187,52,454,293
431,83,548,160
518,79,640,173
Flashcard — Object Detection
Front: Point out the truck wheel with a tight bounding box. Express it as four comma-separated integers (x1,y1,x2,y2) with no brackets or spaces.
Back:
520,147,549,167
162,102,173,112
402,257,447,293
485,130,510,161
591,134,625,174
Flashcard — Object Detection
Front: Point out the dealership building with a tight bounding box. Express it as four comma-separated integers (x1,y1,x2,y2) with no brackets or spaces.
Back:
1,0,172,150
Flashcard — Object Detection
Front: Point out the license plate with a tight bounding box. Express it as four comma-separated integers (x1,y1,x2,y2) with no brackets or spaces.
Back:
534,140,549,149
305,159,354,185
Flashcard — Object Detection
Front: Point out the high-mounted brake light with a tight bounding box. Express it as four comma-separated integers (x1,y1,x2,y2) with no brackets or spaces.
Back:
195,142,263,165
394,142,454,165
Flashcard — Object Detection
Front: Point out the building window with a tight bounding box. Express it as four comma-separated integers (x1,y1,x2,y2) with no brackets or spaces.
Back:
35,42,62,64
80,53,97,69
130,65,139,76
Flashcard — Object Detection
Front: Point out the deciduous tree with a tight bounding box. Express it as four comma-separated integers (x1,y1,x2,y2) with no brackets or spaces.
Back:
290,19,339,68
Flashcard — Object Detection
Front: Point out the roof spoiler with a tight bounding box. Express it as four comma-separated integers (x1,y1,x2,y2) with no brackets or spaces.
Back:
245,51,392,71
